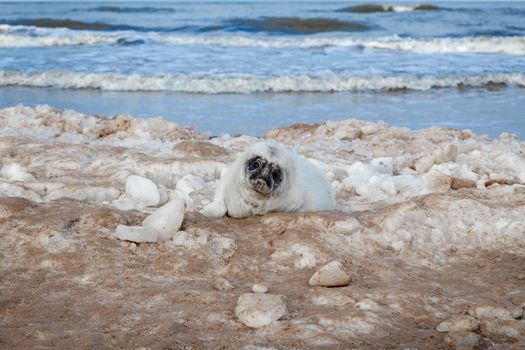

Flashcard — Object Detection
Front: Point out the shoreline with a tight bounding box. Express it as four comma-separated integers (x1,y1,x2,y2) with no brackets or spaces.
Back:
1,86,524,139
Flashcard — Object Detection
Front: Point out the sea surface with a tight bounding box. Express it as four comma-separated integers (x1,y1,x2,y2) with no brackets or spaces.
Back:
0,1,524,138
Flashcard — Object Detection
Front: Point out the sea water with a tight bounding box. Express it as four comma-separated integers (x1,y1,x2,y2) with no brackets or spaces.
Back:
0,1,524,138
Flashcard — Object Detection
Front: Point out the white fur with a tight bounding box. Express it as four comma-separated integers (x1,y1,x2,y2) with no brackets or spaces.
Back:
200,141,335,218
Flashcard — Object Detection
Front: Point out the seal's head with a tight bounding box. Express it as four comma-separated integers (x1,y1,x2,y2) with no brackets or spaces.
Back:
245,155,283,196
241,142,287,197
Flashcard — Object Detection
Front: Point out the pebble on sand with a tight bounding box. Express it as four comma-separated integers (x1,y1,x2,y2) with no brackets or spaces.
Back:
251,284,268,293
309,260,352,287
235,293,287,328
436,315,479,332
214,277,233,291
480,319,525,341
444,331,480,348
468,303,513,320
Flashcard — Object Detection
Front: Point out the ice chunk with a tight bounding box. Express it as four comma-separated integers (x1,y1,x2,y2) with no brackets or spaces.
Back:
370,157,393,175
114,225,159,243
175,174,206,196
0,163,34,182
413,145,458,173
142,198,185,239
125,175,160,206
0,182,42,202
235,293,287,328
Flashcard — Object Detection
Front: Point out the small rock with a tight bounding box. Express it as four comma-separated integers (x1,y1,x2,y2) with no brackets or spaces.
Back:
485,178,520,187
444,331,480,348
468,304,513,320
356,299,380,311
450,177,476,190
309,261,352,287
459,129,472,139
142,198,185,241
125,175,160,206
214,277,233,291
114,225,159,243
480,319,525,341
436,315,479,332
510,305,523,319
251,284,268,293
235,293,287,328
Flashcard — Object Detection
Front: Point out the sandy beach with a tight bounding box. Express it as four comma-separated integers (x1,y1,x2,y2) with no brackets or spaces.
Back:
1,105,524,348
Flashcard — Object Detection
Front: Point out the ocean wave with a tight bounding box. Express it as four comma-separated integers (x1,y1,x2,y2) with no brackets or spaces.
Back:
221,17,368,34
6,18,138,31
86,6,176,14
0,71,523,93
4,17,368,34
0,33,117,47
158,35,525,55
337,4,440,13
1,26,523,55
4,18,191,33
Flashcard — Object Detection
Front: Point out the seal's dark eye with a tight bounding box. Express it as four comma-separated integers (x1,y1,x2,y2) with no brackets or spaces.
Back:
272,168,282,183
247,158,260,171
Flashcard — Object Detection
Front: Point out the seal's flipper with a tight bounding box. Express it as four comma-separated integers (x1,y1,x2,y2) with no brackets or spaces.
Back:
200,200,227,218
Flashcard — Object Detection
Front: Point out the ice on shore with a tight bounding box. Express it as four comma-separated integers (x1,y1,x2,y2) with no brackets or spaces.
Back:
0,105,524,254
114,225,160,243
142,198,185,235
0,163,35,182
125,175,161,207
235,293,287,328
114,197,186,243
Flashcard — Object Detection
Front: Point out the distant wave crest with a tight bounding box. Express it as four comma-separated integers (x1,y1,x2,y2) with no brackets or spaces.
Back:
86,6,176,14
337,4,440,13
0,71,523,93
1,25,524,56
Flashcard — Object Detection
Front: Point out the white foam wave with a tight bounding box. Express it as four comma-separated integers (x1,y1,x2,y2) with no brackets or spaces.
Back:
390,5,425,12
157,35,525,55
0,24,119,47
1,23,524,56
1,71,524,93
0,33,117,47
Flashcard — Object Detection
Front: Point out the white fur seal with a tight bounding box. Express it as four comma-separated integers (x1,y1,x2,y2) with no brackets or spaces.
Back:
200,141,335,218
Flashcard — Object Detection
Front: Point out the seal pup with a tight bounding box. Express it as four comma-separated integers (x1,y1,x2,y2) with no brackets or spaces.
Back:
200,140,335,218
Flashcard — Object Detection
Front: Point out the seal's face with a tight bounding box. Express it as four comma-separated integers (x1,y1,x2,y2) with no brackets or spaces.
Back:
245,156,283,196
